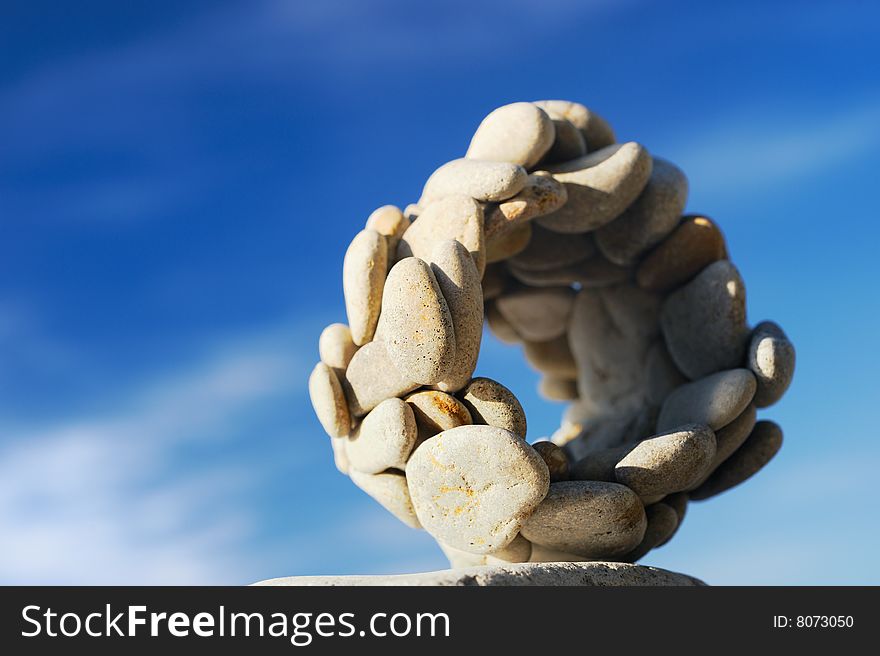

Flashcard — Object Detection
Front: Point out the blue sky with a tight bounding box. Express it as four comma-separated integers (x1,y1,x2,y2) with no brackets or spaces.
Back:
1,0,878,584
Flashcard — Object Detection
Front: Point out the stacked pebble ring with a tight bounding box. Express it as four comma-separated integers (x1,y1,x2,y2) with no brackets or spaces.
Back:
308,100,796,567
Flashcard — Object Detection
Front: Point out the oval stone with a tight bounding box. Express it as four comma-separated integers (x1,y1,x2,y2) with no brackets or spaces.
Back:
406,425,550,553
318,323,358,373
342,340,419,417
531,441,570,482
466,102,555,168
748,321,796,407
636,215,727,293
405,390,472,439
346,398,418,474
484,301,522,345
365,205,410,255
430,240,484,392
481,263,509,301
343,229,388,345
495,286,574,342
509,224,596,271
420,158,528,205
309,362,351,438
486,222,532,263
533,100,616,151
624,502,679,562
459,377,528,440
521,481,646,558
539,117,587,165
378,257,456,385
524,335,578,378
691,421,783,501
350,470,421,529
656,368,757,432
483,173,567,245
537,143,653,234
614,424,717,498
397,195,486,277
595,158,689,266
661,259,749,379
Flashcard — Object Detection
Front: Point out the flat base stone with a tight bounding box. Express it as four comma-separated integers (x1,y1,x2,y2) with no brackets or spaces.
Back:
253,561,705,586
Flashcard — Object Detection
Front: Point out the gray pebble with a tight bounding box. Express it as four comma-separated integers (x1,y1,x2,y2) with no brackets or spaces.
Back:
625,502,679,562
342,340,419,417
531,441,570,482
346,398,418,474
748,321,796,407
420,158,528,205
656,368,757,432
466,102,556,168
343,229,388,345
309,362,351,438
509,224,596,271
645,340,687,406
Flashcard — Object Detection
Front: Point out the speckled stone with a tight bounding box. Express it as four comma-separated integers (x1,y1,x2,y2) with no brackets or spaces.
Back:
430,240,483,392
595,158,689,266
614,424,717,498
342,229,388,345
405,390,472,440
420,158,527,205
691,421,783,501
459,377,528,440
365,205,410,255
524,335,578,378
378,257,456,385
636,215,727,293
537,143,653,234
661,260,749,379
533,100,616,151
484,301,522,344
342,340,419,417
747,321,796,407
483,173,567,245
521,481,646,558
254,561,705,586
406,425,549,553
495,286,574,342
318,323,358,373
350,469,421,529
397,195,486,277
486,222,532,263
656,368,757,432
509,224,596,271
531,441,570,482
309,362,351,438
346,398,417,474
466,102,555,168
625,502,679,562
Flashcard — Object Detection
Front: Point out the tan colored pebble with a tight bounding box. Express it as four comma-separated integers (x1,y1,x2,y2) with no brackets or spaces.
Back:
521,481,647,559
483,173,567,244
420,158,528,205
343,229,388,345
330,436,350,475
661,260,749,379
406,425,550,553
486,222,532,263
405,390,472,439
507,253,632,288
438,541,487,568
365,205,410,254
350,470,421,529
509,224,596,271
495,286,574,342
537,143,653,234
342,340,419,417
532,441,570,482
397,195,486,277
595,158,689,266
625,502,679,562
346,398,418,474
524,335,578,378
459,377,528,440
466,102,556,168
656,368,757,432
309,362,351,438
533,100,616,151
484,300,522,344
528,543,590,563
691,421,783,501
748,321,796,407
614,424,717,498
636,215,727,293
486,533,533,564
430,240,484,392
318,323,358,373
481,263,510,301
538,117,587,165
538,376,579,401
377,257,456,385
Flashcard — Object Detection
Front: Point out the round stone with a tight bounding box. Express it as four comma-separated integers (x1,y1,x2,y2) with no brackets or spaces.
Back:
485,301,522,345
343,229,388,345
531,441,570,482
308,362,351,438
661,259,749,379
656,368,757,432
509,224,596,272
521,481,647,559
636,215,727,293
318,323,358,373
538,117,587,165
495,286,574,342
342,340,419,417
378,257,456,385
346,398,417,474
365,205,410,254
486,222,532,263
466,102,556,168
524,335,578,378
483,173,567,245
350,470,421,529
420,158,527,205
625,502,679,562
748,321,796,407
459,377,528,440
405,390,472,439
538,376,579,402
533,100,616,151
406,425,550,553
